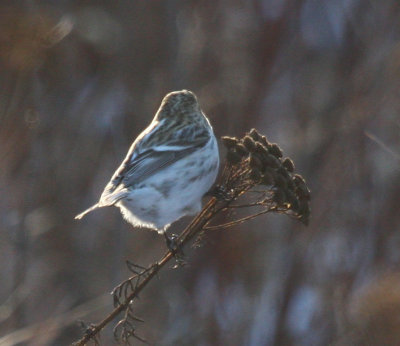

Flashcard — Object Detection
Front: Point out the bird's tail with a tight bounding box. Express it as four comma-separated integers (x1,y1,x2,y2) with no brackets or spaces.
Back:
75,203,100,220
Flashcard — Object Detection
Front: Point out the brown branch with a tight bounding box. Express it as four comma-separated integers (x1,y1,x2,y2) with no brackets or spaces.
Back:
73,196,229,346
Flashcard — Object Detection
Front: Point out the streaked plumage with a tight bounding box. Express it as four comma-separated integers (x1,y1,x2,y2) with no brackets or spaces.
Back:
75,90,219,233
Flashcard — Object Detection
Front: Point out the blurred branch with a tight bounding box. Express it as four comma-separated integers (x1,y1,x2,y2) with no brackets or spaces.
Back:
0,282,30,325
72,129,311,345
0,294,108,346
365,131,400,162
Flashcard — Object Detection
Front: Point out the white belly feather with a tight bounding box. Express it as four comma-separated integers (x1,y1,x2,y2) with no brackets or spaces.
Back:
116,137,219,233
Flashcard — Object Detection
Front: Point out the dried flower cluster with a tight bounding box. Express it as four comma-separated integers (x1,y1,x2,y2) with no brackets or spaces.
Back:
221,128,310,225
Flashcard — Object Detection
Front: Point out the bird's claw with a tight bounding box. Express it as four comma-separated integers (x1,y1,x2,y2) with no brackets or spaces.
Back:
208,184,231,201
164,232,178,252
163,233,187,267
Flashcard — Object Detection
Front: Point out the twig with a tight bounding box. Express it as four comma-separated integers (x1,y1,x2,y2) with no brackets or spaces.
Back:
73,197,226,346
365,130,400,161
225,202,266,208
204,208,276,231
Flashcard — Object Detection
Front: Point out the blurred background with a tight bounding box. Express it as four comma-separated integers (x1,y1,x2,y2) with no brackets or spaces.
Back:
1,1,400,345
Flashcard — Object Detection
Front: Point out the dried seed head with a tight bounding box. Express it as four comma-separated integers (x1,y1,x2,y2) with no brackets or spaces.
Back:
293,174,306,186
235,143,249,156
243,136,257,152
298,199,310,213
265,167,277,177
287,191,299,210
296,184,311,201
277,167,290,180
221,136,238,148
273,189,286,205
298,201,311,225
260,135,269,146
255,142,269,155
227,150,242,164
249,167,262,181
293,174,310,200
269,143,283,158
222,129,310,225
282,158,294,172
262,171,274,185
287,179,295,191
262,154,281,169
249,153,263,169
285,189,296,203
249,128,261,141
274,174,288,189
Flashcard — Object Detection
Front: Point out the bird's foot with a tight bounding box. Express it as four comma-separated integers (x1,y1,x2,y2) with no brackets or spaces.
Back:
207,184,232,201
164,232,178,252
163,233,187,267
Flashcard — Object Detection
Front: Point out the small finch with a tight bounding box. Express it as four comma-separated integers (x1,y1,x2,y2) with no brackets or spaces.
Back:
75,90,219,237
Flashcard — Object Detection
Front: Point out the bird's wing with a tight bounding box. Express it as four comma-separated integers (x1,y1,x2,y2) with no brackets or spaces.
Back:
99,134,210,205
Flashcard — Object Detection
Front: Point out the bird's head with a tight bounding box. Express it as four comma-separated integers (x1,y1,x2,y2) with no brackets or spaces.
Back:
156,90,201,121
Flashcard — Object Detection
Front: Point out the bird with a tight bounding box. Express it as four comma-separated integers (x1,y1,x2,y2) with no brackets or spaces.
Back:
75,90,219,240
